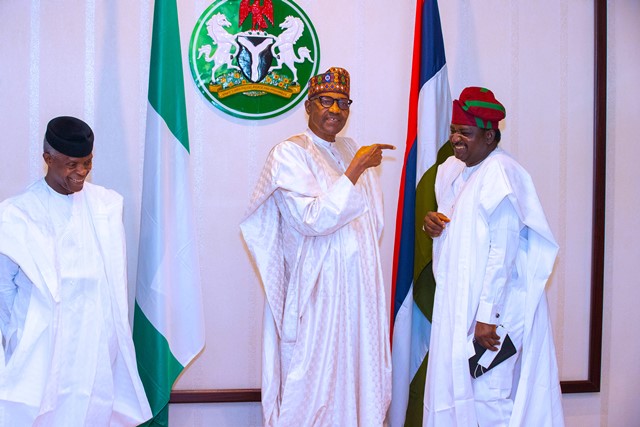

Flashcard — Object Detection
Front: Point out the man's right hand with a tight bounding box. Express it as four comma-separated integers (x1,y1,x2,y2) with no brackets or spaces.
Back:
345,144,395,184
422,211,450,238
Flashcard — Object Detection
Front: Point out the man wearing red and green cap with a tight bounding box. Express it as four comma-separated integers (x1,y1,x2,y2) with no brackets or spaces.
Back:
241,67,395,426
422,87,564,426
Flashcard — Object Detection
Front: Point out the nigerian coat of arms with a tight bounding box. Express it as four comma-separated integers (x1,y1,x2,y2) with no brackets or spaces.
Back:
189,0,320,120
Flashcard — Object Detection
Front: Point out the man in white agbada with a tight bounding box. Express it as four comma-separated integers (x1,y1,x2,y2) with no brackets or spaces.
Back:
240,67,394,426
422,87,564,426
0,117,151,426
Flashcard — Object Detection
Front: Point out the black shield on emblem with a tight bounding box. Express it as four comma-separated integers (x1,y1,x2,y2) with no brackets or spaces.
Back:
237,35,275,83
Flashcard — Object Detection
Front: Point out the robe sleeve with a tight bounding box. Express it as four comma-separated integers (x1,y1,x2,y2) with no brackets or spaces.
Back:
271,142,368,237
0,254,18,341
476,197,522,324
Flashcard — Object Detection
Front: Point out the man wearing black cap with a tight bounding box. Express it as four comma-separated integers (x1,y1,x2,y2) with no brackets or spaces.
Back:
241,68,395,426
422,88,564,426
0,117,151,426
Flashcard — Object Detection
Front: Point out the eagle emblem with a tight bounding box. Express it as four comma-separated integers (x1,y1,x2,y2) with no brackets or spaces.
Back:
239,0,274,31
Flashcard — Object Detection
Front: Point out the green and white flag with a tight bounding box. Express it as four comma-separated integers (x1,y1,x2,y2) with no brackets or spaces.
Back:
133,1,204,425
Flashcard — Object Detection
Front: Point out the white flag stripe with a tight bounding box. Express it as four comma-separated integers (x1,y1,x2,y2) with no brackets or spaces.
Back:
416,64,452,183
136,104,205,367
389,285,415,425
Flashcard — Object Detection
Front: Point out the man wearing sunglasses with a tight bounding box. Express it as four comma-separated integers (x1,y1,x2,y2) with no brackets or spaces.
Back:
241,67,395,426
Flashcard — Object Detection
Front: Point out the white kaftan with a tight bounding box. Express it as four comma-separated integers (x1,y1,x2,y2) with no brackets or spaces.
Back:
240,131,392,427
423,148,564,426
0,179,151,427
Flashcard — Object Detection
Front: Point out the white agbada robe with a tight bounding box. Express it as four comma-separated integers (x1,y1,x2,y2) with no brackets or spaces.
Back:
424,148,564,426
0,179,151,427
240,131,392,427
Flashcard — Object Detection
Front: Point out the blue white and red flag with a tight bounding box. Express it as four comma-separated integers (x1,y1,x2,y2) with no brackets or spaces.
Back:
388,1,451,425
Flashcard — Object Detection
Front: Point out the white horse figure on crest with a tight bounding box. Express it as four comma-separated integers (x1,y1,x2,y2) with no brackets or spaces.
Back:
270,16,313,83
197,13,240,81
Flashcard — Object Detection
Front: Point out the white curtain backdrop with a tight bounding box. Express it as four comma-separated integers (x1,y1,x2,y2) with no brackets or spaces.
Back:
1,1,639,426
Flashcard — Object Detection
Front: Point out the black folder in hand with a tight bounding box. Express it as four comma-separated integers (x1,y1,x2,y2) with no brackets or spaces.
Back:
468,334,517,378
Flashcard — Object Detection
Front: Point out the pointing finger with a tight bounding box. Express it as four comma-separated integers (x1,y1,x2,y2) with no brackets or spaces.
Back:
376,144,396,150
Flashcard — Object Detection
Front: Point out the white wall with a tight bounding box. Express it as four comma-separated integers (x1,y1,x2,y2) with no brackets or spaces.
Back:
0,1,638,426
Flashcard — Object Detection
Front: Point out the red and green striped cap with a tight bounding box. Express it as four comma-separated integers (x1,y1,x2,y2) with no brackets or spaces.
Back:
451,86,506,129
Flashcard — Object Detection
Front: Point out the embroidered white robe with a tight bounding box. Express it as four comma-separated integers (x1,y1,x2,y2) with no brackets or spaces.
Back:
241,131,392,427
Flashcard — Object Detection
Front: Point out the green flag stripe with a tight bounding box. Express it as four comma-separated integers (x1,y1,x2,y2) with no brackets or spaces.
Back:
404,352,430,426
133,303,184,427
413,261,437,323
148,0,190,153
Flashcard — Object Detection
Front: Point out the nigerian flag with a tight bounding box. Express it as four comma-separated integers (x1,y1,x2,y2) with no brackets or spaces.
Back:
133,0,205,426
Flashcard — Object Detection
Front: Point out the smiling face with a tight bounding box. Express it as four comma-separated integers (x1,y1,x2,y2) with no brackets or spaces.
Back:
449,124,497,167
305,91,350,142
43,150,93,195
